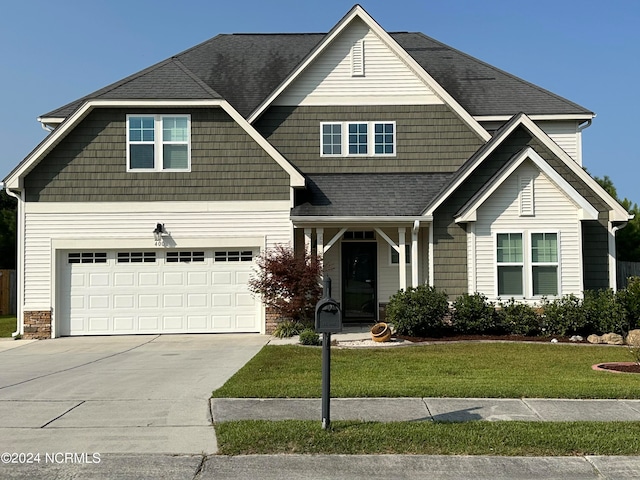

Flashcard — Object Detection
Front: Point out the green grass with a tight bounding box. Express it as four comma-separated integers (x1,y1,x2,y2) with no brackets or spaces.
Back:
212,343,640,399
0,315,16,337
216,420,640,456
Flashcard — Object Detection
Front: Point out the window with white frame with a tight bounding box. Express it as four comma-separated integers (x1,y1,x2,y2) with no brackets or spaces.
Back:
496,233,523,296
531,233,558,296
127,115,190,171
390,244,411,265
320,122,395,157
496,232,559,297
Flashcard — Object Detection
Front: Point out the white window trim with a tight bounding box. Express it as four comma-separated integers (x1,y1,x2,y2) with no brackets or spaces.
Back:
319,121,396,157
126,114,191,172
494,230,561,299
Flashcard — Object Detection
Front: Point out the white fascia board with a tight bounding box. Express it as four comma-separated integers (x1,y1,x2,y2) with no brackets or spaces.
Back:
219,100,305,187
291,215,433,225
475,114,595,122
424,114,526,216
37,117,65,125
516,115,629,221
7,99,304,189
455,147,598,223
247,5,491,142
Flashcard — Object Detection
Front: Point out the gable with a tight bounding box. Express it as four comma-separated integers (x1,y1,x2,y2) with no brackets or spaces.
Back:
20,106,297,202
273,18,441,107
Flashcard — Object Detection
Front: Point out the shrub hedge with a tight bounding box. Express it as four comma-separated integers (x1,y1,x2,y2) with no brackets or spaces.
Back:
386,277,640,338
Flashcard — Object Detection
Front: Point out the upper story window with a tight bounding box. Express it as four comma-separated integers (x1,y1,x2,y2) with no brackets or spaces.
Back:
127,115,191,171
320,122,395,157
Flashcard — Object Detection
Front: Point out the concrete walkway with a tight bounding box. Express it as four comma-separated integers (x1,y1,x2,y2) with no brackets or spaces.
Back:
211,396,640,423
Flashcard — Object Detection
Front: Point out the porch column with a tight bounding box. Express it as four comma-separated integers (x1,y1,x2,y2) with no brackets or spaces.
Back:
398,227,407,291
304,228,312,259
411,220,419,287
316,228,324,271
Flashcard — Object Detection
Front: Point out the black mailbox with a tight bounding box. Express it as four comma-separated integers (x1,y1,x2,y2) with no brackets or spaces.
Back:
315,298,342,333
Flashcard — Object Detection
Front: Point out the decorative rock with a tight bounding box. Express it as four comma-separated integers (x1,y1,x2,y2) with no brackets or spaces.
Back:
550,338,558,343
588,334,604,344
627,329,640,346
602,333,625,345
570,335,584,342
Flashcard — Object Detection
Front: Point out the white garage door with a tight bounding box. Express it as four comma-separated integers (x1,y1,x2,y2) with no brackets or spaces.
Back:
58,249,260,336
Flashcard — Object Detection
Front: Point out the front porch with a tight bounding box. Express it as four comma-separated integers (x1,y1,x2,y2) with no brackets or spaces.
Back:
294,223,432,322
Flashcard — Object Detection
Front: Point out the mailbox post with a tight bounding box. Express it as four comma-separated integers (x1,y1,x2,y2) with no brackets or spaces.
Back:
315,277,342,430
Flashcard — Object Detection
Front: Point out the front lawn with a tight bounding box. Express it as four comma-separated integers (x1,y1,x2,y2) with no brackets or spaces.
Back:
0,315,16,337
216,420,640,456
213,343,640,399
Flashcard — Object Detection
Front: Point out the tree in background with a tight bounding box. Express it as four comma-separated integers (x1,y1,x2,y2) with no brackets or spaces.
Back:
595,175,640,262
0,190,17,269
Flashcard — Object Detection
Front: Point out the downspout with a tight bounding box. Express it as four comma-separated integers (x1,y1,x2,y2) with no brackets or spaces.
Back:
1,183,23,337
576,119,592,166
610,219,631,292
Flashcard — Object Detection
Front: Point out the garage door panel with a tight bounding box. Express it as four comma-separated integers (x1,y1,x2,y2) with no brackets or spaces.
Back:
60,248,260,335
139,272,159,286
114,317,135,331
114,295,134,309
187,294,208,307
139,295,159,308
114,272,134,286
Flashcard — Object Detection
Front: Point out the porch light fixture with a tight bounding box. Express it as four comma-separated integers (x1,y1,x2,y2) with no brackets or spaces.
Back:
153,223,168,242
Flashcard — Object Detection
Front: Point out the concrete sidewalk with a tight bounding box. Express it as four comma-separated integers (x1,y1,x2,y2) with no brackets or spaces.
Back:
212,397,640,423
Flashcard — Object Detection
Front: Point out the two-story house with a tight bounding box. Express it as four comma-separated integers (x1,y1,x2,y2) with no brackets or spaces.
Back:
4,5,630,339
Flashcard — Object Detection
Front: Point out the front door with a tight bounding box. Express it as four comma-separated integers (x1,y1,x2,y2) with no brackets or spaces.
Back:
342,242,377,321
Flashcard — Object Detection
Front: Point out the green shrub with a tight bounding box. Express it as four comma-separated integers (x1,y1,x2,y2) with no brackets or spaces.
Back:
497,299,541,336
299,328,321,346
386,285,449,337
452,293,500,335
583,289,626,334
272,320,306,338
618,276,640,331
541,294,586,336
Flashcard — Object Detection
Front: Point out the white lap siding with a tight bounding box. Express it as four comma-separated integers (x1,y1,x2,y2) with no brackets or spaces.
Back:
472,162,582,300
22,201,292,313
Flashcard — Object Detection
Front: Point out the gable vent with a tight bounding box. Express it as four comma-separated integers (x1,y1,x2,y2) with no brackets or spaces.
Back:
351,39,365,77
519,175,535,216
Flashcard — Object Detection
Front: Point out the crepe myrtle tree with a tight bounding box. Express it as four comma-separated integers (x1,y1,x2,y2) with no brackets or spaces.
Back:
248,244,323,323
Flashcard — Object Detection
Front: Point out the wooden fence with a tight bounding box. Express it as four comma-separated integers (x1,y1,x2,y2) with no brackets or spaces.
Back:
0,270,16,315
618,261,640,290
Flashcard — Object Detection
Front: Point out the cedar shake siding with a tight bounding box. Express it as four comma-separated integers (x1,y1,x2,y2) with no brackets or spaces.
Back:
254,104,485,174
24,108,290,202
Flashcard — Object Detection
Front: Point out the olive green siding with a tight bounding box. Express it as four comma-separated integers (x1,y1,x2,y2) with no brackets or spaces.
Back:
582,215,610,290
24,108,290,202
255,105,485,174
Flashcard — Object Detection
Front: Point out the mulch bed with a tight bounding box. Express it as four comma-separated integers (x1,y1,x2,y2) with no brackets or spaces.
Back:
593,362,640,374
395,334,579,344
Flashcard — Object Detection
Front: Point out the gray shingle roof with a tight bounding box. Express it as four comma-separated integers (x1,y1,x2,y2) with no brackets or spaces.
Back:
291,173,454,217
41,29,591,120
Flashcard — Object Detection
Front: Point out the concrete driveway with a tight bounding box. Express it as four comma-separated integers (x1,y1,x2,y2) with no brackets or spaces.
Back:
0,334,268,455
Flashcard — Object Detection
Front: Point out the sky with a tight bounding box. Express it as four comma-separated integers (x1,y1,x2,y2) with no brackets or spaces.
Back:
1,0,638,203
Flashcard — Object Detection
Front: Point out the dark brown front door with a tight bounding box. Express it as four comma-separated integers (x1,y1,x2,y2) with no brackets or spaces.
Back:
342,242,377,321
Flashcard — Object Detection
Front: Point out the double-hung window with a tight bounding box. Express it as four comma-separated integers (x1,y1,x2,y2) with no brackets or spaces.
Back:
321,121,395,157
496,232,559,298
127,115,191,171
496,233,524,296
531,233,558,296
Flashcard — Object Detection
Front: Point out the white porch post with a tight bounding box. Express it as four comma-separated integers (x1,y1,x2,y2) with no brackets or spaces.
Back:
411,220,419,287
316,228,324,272
428,224,434,286
304,228,312,259
398,227,407,291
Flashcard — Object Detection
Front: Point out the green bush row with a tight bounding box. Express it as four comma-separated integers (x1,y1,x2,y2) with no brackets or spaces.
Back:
386,277,640,338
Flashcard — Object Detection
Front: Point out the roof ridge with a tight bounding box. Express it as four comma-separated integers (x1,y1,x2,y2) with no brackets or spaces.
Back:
408,32,592,115
172,58,221,98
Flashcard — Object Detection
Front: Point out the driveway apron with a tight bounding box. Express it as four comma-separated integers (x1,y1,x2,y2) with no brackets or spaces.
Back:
0,334,267,455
